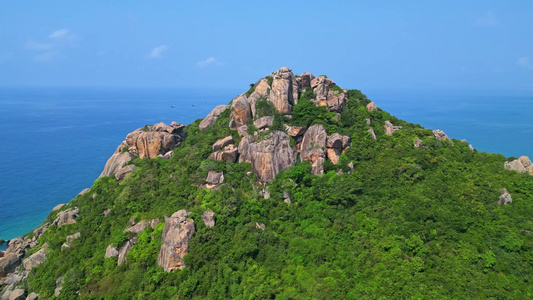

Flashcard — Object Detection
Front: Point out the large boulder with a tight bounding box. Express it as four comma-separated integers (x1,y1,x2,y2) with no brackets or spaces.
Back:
384,121,402,136
299,72,315,90
366,101,377,112
158,210,196,272
212,136,234,151
247,79,271,117
206,171,224,187
325,90,346,112
269,67,297,114
117,238,137,266
498,189,512,205
229,94,252,129
52,207,79,227
208,145,239,163
202,210,216,228
432,129,450,142
238,131,296,183
22,244,49,271
199,105,229,131
300,124,327,175
253,116,274,130
326,133,350,164
100,122,185,177
104,245,119,258
310,76,335,104
115,164,136,181
2,288,26,300
0,238,32,276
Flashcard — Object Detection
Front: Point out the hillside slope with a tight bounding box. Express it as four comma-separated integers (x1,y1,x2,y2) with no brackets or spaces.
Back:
1,67,533,299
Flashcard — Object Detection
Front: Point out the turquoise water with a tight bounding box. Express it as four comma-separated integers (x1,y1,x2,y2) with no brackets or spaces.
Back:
0,87,531,245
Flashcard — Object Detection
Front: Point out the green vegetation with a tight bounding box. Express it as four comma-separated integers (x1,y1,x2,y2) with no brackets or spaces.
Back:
17,84,533,299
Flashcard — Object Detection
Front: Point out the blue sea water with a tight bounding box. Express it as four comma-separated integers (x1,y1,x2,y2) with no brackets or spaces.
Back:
0,86,531,251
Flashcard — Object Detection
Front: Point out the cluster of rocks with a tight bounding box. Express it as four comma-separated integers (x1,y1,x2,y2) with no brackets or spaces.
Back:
199,67,353,183
1,204,80,299
504,156,533,175
100,121,186,179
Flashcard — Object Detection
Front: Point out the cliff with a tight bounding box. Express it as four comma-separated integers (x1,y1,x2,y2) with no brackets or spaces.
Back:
1,67,533,299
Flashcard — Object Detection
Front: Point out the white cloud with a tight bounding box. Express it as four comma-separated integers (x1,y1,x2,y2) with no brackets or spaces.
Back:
518,57,533,70
148,45,168,58
24,29,78,62
49,29,69,39
196,57,223,68
25,41,54,51
474,11,498,26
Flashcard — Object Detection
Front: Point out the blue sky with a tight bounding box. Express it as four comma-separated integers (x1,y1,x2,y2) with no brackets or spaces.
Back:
0,1,532,91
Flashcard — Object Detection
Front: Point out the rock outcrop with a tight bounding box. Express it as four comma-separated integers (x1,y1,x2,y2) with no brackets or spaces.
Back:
199,105,229,131
504,156,533,175
100,122,185,177
22,244,49,271
247,79,271,117
239,131,296,183
208,145,239,163
270,67,297,114
78,188,90,196
229,95,252,129
124,218,160,234
158,210,196,272
117,237,137,266
105,245,119,258
300,124,327,175
205,171,224,189
366,101,377,112
212,136,234,151
384,121,402,136
414,139,426,148
202,210,215,228
498,189,512,205
253,116,274,131
367,128,377,140
326,133,350,164
61,232,80,251
115,165,136,181
53,207,79,227
432,129,450,142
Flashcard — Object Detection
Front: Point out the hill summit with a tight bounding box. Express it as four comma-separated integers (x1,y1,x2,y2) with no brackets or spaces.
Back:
1,67,533,299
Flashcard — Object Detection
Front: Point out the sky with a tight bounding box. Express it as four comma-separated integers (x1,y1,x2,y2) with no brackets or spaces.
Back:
0,1,532,91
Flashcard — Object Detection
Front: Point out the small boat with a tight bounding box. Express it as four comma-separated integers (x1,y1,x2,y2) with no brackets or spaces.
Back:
171,105,176,108
192,104,197,107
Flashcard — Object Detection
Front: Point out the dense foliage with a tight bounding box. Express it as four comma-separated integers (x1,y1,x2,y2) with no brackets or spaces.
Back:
17,87,533,299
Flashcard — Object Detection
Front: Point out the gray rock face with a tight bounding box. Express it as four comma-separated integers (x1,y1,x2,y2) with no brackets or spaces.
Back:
0,238,30,276
366,101,377,112
299,72,315,90
229,94,252,129
32,223,51,238
22,244,49,271
78,188,90,196
124,218,160,234
247,79,271,117
325,90,346,112
239,131,296,183
202,210,215,228
53,207,79,227
100,152,133,178
66,232,80,246
51,204,65,212
384,121,402,136
253,116,274,130
158,210,196,272
208,145,239,163
367,128,377,140
300,124,327,175
270,67,296,114
26,292,39,300
115,164,136,181
311,76,335,104
117,238,137,266
199,104,229,131
2,288,26,300
432,129,450,142
498,189,512,205
284,125,306,137
414,139,426,148
104,245,119,258
206,171,224,187
212,136,234,151
326,133,350,165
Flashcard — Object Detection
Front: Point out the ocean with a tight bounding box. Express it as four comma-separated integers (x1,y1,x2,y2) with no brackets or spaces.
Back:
1,86,532,251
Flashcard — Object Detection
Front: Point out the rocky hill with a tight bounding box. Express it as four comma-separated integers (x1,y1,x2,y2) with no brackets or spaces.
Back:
1,67,533,299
